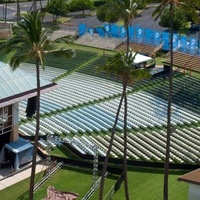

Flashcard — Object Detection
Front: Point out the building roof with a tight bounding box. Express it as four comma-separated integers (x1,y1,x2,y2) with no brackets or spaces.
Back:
0,61,57,107
178,168,200,185
117,42,161,56
4,137,33,153
164,51,200,72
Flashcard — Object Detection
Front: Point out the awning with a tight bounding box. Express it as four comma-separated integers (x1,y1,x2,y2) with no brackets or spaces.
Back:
132,52,153,64
0,61,58,108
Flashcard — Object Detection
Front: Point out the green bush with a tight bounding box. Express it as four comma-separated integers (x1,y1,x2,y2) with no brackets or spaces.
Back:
46,0,69,20
69,0,94,13
93,0,105,7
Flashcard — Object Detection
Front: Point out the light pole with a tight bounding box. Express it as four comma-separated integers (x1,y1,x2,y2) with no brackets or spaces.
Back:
46,134,52,175
92,145,99,186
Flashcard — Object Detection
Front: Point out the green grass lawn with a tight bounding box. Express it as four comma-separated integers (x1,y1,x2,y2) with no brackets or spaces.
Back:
0,166,189,200
50,145,80,159
113,168,189,200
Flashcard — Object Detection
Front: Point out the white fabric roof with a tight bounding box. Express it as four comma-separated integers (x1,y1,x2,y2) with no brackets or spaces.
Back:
132,52,153,64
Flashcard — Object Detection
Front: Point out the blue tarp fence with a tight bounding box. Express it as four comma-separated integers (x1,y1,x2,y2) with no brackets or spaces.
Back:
78,23,200,55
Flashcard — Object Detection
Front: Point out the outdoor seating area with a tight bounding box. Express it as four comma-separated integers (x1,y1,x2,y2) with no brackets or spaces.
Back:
78,23,200,55
17,58,200,164
1,2,200,199
19,87,200,136
147,75,200,115
64,127,200,163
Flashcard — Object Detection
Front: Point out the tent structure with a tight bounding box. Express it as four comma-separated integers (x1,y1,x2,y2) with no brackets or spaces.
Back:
132,52,154,64
129,52,155,68
0,137,33,170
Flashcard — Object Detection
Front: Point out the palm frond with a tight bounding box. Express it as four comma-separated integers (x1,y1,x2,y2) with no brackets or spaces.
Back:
0,10,75,74
53,35,74,43
97,51,150,83
130,68,151,82
44,48,76,58
9,53,30,70
180,2,198,24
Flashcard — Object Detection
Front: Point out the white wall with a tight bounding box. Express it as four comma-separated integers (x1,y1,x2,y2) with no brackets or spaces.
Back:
188,183,200,200
12,103,19,141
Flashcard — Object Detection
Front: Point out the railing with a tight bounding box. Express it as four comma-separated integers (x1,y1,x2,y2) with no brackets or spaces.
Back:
82,172,108,200
33,161,63,192
103,185,115,200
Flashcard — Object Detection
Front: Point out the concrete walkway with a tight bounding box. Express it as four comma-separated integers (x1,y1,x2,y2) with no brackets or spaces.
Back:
0,162,47,191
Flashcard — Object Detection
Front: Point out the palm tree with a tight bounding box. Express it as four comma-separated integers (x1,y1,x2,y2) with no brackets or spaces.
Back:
98,51,150,200
97,0,141,52
0,11,75,200
16,0,20,21
97,1,146,199
152,1,197,199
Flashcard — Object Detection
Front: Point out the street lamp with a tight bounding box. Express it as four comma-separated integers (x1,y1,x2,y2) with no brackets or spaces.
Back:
92,145,99,186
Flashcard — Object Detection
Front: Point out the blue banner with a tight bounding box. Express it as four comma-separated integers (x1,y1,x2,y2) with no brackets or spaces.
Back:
162,32,169,50
88,28,94,35
119,26,126,38
78,24,87,36
189,37,197,54
128,26,134,41
111,24,119,38
179,36,188,52
145,28,153,45
173,34,179,50
96,27,105,37
136,27,144,43
78,23,200,56
153,31,161,46
104,23,112,37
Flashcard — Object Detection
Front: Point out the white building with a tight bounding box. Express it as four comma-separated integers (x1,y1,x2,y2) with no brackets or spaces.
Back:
178,168,200,200
0,61,57,170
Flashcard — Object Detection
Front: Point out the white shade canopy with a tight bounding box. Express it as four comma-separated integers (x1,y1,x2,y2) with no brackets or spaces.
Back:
131,52,153,64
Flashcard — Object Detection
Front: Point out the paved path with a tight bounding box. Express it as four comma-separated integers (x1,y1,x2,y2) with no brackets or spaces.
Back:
0,162,47,191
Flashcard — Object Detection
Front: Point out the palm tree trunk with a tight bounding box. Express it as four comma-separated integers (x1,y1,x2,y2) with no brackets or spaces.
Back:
163,4,174,200
29,60,41,200
16,0,20,22
125,25,130,53
3,1,7,23
33,0,37,12
123,81,129,200
198,15,200,50
99,92,124,200
40,0,42,9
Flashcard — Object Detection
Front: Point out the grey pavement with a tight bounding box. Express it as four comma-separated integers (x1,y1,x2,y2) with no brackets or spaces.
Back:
0,2,198,38
0,162,47,191
0,1,47,21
